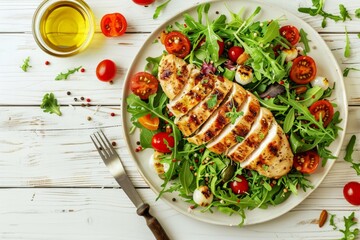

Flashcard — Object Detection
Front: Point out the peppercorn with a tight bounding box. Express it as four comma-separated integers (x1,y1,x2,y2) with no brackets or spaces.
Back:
45,61,50,65
80,68,85,73
86,98,91,102
87,116,92,121
111,141,116,146
80,97,85,101
110,112,115,117
74,97,78,102
66,91,71,96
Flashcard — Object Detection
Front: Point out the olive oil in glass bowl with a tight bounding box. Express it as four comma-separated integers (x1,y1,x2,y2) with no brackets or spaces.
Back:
32,0,95,57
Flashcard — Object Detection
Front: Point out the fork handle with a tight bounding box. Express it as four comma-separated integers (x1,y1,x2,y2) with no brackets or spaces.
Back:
137,203,170,240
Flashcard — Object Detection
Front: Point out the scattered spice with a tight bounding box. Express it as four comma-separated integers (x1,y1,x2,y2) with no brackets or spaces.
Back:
86,98,91,102
110,112,115,117
172,198,176,202
87,116,92,121
111,141,116,146
80,68,85,73
74,97,78,102
136,141,140,145
45,61,50,65
318,210,328,228
80,97,85,101
66,91,71,96
135,146,143,152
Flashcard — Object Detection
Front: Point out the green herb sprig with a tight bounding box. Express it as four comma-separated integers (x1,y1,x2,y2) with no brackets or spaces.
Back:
343,67,360,77
153,0,171,19
339,212,359,240
20,57,31,72
344,135,360,175
55,66,82,80
40,93,62,116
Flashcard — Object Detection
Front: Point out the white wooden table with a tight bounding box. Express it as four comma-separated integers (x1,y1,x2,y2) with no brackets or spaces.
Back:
1,0,359,239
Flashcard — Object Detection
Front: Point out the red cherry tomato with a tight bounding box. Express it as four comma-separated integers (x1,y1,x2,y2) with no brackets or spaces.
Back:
280,25,300,46
164,32,191,58
130,72,158,100
151,132,175,153
293,150,320,174
132,0,155,5
228,46,245,62
289,56,317,84
96,59,117,82
100,13,127,37
229,175,249,195
309,100,334,127
138,114,159,131
343,182,360,205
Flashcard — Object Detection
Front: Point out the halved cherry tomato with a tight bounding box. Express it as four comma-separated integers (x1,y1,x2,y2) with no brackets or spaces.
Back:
229,175,249,195
96,59,117,82
138,114,159,131
280,25,300,46
164,32,191,58
289,56,317,84
343,182,360,205
132,0,155,5
228,46,245,62
130,72,159,100
100,13,127,37
309,100,334,127
151,132,174,153
293,150,320,174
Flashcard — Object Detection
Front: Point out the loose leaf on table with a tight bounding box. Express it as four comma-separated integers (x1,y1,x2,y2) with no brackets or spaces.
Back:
40,93,62,116
339,4,352,21
344,135,360,175
339,212,359,240
344,27,351,58
356,8,360,18
20,56,31,72
55,66,82,80
343,67,360,77
153,0,171,19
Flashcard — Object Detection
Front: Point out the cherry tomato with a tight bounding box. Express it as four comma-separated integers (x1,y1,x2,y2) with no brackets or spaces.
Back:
229,175,249,195
132,0,155,5
280,25,300,46
309,100,334,127
151,132,174,153
293,150,320,174
289,56,317,84
96,59,117,82
130,72,159,100
138,114,159,131
343,182,360,205
164,32,191,58
228,46,245,62
100,13,127,37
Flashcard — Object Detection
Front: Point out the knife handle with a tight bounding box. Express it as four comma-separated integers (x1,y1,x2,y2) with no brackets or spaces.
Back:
137,203,170,240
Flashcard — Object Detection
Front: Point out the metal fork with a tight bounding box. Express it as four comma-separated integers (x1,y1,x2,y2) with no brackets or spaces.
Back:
90,130,170,240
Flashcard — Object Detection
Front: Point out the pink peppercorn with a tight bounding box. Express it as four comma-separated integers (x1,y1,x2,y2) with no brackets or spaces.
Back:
110,112,115,117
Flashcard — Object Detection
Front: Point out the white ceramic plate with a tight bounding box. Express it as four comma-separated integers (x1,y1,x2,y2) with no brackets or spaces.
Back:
121,0,348,226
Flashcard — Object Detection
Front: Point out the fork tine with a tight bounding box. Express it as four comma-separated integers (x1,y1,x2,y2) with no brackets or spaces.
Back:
93,133,111,158
99,129,115,154
90,134,107,160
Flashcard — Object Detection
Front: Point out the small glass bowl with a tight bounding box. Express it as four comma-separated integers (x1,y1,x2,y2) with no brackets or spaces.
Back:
32,0,95,57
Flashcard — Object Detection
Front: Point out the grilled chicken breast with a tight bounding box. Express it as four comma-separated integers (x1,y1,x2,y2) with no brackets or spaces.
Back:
158,54,193,100
158,54,294,178
239,121,293,179
187,83,247,145
176,77,233,137
168,73,216,119
207,92,260,154
227,107,273,162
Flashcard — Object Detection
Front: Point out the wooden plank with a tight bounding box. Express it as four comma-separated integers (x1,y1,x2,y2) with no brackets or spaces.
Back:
0,0,359,33
1,33,360,105
0,188,357,239
0,105,358,188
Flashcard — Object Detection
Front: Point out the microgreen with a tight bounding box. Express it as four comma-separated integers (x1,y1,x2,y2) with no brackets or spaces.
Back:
225,106,244,124
343,67,360,77
40,93,62,116
153,0,171,20
55,66,82,80
20,56,31,72
206,94,218,109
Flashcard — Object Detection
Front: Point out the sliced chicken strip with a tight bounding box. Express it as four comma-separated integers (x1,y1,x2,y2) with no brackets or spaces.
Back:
187,83,247,145
227,107,273,162
207,92,260,154
239,121,293,179
176,77,233,137
168,73,217,119
158,54,193,100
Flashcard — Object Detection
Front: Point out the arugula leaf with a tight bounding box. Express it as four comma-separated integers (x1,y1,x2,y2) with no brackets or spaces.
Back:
258,20,280,44
330,213,338,230
344,135,360,175
299,28,310,54
356,8,360,18
145,54,163,76
55,66,82,80
343,67,360,77
140,128,157,149
297,86,324,107
20,57,31,72
283,108,295,133
153,0,171,19
339,4,352,21
339,212,359,240
344,27,351,58
40,93,62,116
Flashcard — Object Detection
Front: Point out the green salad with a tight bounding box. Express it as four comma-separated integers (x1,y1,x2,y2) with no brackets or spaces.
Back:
126,3,342,225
